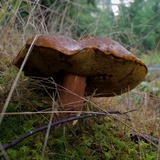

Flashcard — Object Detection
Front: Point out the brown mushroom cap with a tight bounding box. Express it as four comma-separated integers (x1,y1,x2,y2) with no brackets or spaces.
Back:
13,35,148,97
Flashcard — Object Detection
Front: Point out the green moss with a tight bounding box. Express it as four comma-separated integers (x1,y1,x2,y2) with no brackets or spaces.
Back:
0,113,157,159
0,62,157,160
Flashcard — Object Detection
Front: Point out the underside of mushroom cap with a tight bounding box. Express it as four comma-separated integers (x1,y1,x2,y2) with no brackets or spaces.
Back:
13,35,148,97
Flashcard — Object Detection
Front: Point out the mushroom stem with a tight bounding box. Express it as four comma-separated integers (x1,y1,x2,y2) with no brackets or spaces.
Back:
59,73,86,121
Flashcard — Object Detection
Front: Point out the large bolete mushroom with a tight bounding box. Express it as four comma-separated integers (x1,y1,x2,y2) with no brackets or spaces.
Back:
13,35,147,121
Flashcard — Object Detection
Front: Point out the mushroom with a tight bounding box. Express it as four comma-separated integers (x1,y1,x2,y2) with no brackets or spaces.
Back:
13,35,148,121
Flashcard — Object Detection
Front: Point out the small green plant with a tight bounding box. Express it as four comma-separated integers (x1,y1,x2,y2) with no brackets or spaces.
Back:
140,80,160,96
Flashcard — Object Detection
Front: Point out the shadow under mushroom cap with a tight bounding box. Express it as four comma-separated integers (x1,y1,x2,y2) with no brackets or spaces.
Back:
13,35,148,97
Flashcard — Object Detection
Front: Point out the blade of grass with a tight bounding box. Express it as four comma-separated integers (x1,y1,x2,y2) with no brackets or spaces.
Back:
42,92,56,157
0,34,42,124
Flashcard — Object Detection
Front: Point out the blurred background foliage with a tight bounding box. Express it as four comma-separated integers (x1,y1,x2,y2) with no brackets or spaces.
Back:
0,0,159,52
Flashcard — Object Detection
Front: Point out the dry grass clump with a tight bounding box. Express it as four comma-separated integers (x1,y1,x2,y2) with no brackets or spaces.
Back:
91,76,160,137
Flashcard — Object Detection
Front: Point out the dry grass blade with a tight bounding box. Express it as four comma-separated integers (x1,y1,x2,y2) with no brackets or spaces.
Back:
0,142,10,160
42,93,56,157
0,34,41,124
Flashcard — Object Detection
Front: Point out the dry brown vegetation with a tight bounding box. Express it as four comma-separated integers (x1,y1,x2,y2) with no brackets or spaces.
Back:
0,0,160,159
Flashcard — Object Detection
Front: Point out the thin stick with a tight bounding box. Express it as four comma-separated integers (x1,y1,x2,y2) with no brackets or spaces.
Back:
1,109,137,152
1,113,106,151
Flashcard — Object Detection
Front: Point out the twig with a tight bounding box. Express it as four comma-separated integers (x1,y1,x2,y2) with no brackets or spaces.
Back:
1,113,103,152
0,109,136,152
130,132,159,145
